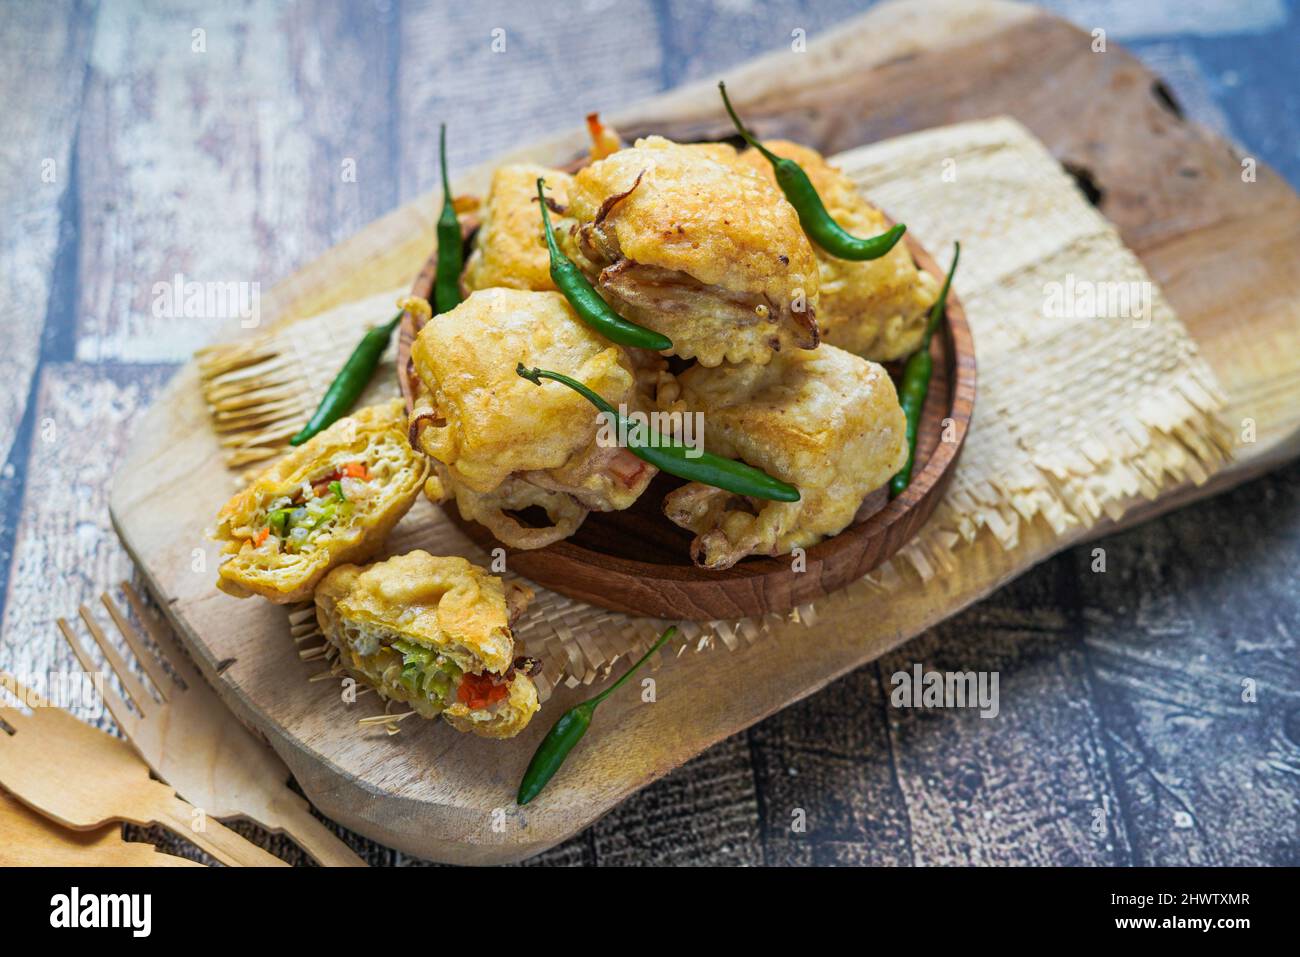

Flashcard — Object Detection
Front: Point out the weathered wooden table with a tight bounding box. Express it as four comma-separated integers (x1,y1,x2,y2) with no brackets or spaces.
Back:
1,0,1296,866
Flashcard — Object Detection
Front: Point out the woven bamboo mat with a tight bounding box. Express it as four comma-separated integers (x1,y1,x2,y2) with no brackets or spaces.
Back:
195,117,1231,698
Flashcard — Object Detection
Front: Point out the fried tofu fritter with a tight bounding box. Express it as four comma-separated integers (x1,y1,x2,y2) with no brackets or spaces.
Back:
315,551,539,739
463,164,574,294
660,346,908,569
212,400,427,603
567,135,821,367
422,138,927,561
410,288,656,549
735,140,939,361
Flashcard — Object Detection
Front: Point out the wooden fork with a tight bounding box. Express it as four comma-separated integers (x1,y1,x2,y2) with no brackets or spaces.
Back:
58,583,365,867
0,673,284,866
0,789,202,867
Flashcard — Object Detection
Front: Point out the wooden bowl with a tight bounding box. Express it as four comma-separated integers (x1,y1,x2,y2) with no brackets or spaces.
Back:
398,225,974,620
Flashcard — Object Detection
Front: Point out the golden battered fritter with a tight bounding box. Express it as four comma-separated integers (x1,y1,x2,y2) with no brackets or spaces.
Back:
735,140,939,361
463,164,574,294
424,464,591,552
315,551,539,739
409,288,656,548
660,345,907,569
567,135,821,367
212,400,427,603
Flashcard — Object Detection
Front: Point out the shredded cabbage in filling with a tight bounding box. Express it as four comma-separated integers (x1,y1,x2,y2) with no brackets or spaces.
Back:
251,460,378,554
338,620,467,711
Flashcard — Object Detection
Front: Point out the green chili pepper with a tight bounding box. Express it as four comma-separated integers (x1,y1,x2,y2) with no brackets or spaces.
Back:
435,123,463,314
516,364,800,503
536,178,673,352
288,311,403,446
517,625,678,805
267,508,292,536
889,241,960,498
719,82,906,262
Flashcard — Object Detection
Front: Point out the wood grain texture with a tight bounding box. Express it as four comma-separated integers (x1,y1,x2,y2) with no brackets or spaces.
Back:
0,0,94,467
399,229,975,619
75,0,399,362
0,364,172,679
394,1,665,196
1076,470,1300,867
0,790,202,867
4,0,1299,867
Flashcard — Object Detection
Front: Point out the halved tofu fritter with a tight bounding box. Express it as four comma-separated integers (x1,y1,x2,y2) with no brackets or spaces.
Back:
315,551,539,739
212,400,427,603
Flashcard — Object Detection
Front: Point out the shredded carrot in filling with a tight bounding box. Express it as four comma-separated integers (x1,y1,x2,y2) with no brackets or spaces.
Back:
311,461,369,497
457,672,510,710
250,459,371,550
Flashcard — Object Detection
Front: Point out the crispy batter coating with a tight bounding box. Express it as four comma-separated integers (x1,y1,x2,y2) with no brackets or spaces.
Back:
567,135,821,366
424,465,589,552
315,551,539,739
660,345,907,568
463,164,574,294
735,140,939,361
410,288,656,548
213,400,426,603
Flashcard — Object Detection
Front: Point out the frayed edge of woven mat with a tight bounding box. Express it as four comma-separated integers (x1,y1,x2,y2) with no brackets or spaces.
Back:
195,285,407,480
894,364,1233,583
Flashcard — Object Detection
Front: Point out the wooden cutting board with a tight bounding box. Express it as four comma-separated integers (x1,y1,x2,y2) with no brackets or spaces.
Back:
110,0,1300,863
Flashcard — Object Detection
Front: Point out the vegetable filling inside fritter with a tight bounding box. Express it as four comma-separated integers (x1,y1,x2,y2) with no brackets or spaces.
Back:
333,619,533,714
251,460,375,554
